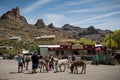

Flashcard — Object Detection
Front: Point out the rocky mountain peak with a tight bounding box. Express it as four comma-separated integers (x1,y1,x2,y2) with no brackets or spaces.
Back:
0,7,113,43
47,23,55,29
63,24,73,27
83,26,98,34
1,7,20,19
35,19,46,27
61,24,75,30
1,6,27,24
88,26,95,30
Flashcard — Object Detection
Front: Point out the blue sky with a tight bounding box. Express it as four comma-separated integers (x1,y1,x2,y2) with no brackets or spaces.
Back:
0,0,120,31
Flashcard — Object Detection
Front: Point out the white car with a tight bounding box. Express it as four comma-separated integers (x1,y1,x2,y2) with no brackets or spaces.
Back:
14,55,18,60
0,55,3,60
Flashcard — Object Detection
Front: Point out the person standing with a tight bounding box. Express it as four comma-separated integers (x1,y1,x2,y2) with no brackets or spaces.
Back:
44,55,49,66
16,52,23,73
94,54,99,65
25,54,31,70
71,54,75,61
68,55,72,67
49,56,54,71
31,53,39,73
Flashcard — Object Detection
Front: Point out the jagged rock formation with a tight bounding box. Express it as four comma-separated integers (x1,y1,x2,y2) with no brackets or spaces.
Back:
61,24,83,32
82,26,98,35
59,24,112,43
1,7,27,24
47,23,55,29
34,19,46,27
0,7,112,43
61,24,74,30
0,7,60,39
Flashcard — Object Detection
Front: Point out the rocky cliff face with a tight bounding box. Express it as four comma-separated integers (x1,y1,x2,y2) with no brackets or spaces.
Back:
34,19,46,27
0,7,61,39
1,7,27,24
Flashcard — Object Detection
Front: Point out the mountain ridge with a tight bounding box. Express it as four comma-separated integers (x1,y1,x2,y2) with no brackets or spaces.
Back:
0,7,112,43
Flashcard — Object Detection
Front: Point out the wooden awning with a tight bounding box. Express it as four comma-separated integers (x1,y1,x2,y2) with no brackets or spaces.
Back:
72,44,83,50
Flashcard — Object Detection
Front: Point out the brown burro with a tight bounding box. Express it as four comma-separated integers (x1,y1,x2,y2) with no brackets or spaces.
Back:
39,59,48,73
70,60,86,74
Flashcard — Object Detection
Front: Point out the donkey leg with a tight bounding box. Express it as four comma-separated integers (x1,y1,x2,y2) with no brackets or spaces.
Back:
84,68,86,74
60,66,62,72
76,67,78,74
84,65,86,74
63,65,65,72
39,65,42,72
74,66,78,74
46,66,49,73
45,64,48,72
43,65,45,72
73,67,76,73
81,66,83,74
53,62,57,73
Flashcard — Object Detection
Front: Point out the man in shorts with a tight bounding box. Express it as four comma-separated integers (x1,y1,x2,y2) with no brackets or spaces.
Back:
16,52,23,73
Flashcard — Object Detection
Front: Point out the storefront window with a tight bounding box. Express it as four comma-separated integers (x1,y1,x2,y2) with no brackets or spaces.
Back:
61,50,64,55
73,51,78,55
55,51,59,55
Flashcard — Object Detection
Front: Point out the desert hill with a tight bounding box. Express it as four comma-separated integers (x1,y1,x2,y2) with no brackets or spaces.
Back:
0,7,112,43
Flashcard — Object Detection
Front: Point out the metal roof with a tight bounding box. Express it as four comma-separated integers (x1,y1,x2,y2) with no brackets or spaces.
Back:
39,45,60,48
40,35,55,38
8,36,21,40
95,44,104,47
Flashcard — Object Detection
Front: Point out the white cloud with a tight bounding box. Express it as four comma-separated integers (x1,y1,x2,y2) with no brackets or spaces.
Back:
22,0,53,14
65,9,91,13
91,4,120,12
71,11,120,25
80,18,120,25
63,4,120,14
64,0,95,6
94,21,120,31
51,0,96,10
43,13,67,27
53,0,120,14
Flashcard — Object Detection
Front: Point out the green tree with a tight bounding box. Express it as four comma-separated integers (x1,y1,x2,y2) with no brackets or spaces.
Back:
104,30,120,49
112,30,120,49
76,38,96,45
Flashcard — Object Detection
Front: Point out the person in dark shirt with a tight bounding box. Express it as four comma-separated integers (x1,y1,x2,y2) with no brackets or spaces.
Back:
31,53,39,73
72,54,75,61
49,56,54,71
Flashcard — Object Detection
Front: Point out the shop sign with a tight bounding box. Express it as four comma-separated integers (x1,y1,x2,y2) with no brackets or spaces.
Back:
72,45,83,49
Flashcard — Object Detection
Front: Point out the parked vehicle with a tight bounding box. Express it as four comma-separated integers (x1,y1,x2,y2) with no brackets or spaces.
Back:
13,55,18,60
0,55,3,60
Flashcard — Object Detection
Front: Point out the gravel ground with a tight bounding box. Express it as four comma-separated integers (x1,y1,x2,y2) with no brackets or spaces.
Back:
0,60,120,80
